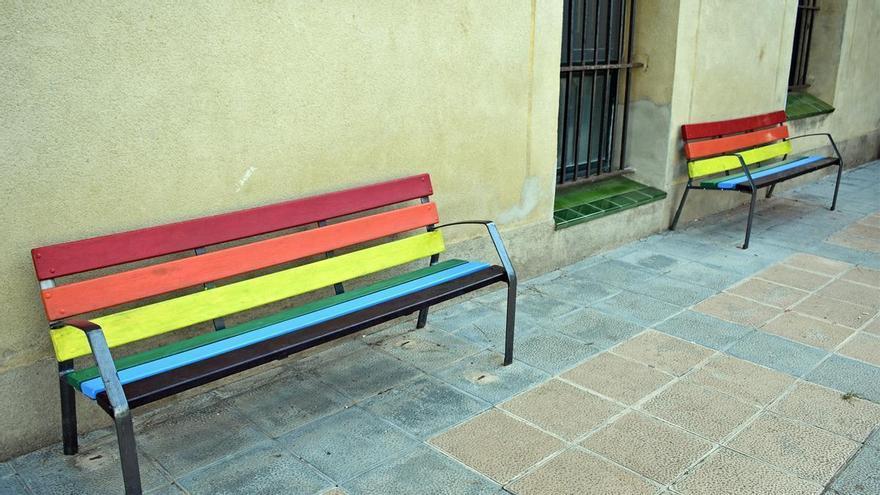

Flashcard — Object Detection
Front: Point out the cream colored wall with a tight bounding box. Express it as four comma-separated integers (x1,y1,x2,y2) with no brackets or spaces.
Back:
0,0,562,457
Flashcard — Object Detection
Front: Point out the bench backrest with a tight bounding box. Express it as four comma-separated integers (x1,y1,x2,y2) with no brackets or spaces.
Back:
681,111,791,178
33,174,442,362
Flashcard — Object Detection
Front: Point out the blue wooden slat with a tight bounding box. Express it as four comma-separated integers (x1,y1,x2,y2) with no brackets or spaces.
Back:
715,156,824,189
80,262,490,398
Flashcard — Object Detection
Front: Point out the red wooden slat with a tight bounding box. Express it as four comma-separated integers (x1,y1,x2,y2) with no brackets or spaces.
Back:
32,174,433,279
684,125,790,159
681,111,787,141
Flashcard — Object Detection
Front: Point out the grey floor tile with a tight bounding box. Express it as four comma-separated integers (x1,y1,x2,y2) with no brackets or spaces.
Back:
279,407,419,483
576,259,658,291
664,261,743,292
432,350,549,404
529,272,621,307
829,444,880,495
627,275,717,307
316,347,424,401
725,331,827,377
428,301,506,334
806,355,880,403
0,462,14,478
0,475,30,495
178,441,331,495
368,326,486,372
591,290,683,326
553,308,645,349
145,484,187,495
615,249,688,273
359,375,490,439
496,288,580,321
344,445,499,495
513,331,599,374
655,311,754,351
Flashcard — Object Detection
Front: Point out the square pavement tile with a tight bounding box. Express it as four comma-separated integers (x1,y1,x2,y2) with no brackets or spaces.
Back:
838,332,880,366
806,354,880,403
177,441,331,495
344,445,499,495
0,475,28,495
864,316,880,336
314,347,423,401
829,443,880,495
781,253,852,276
655,311,753,352
842,265,880,287
755,264,833,291
816,279,880,308
576,259,658,291
726,278,810,309
663,260,743,292
612,330,713,377
359,375,490,439
367,326,486,372
591,290,684,327
226,370,352,438
428,410,564,484
512,331,599,374
615,249,686,273
12,435,170,495
561,352,673,405
498,288,580,320
428,300,506,334
687,355,795,406
693,293,781,328
145,484,186,495
500,379,622,441
137,402,269,477
280,406,419,482
770,382,880,443
641,380,758,441
672,448,820,495
760,312,854,350
581,411,712,484
625,275,717,307
506,449,656,495
725,331,827,377
528,272,620,307
727,413,859,485
432,350,549,404
553,308,645,350
792,294,877,329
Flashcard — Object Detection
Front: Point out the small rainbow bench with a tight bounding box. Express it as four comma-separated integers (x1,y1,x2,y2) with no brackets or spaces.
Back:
670,111,843,249
32,174,516,494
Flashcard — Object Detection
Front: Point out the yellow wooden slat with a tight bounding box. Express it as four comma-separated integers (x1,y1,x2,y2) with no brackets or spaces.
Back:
688,141,792,178
50,231,445,361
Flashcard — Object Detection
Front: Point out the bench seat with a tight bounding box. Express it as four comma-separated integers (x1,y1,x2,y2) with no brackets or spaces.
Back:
699,155,838,190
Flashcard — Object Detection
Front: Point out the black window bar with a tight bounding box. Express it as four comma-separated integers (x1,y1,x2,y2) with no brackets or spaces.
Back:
788,0,818,91
557,0,639,185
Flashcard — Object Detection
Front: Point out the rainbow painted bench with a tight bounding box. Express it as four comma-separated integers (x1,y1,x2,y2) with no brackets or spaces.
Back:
670,111,843,249
32,174,516,494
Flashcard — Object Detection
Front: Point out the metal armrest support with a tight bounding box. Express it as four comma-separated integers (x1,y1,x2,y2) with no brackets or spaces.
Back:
730,153,757,190
433,220,517,288
785,133,843,162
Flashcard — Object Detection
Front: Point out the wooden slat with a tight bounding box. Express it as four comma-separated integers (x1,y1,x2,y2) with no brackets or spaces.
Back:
734,156,838,190
688,141,793,178
685,126,789,160
50,231,445,361
681,111,786,140
41,203,439,320
32,174,433,279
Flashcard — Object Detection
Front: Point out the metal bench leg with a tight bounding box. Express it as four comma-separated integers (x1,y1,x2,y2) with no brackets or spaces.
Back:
503,280,516,366
831,162,843,211
742,190,758,250
670,181,692,230
113,408,142,495
58,361,78,455
765,184,776,199
415,306,429,328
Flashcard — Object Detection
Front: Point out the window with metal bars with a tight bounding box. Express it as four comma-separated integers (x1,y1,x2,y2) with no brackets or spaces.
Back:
788,0,818,91
557,0,637,185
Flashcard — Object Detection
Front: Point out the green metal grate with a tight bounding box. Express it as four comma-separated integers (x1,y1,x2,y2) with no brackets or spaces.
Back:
553,176,666,229
786,91,834,121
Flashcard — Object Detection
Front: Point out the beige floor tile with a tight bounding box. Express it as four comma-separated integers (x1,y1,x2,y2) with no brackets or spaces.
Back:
838,332,880,366
770,382,880,442
755,264,832,291
507,449,656,495
727,413,859,484
727,278,810,309
693,293,782,327
687,355,795,406
828,228,880,253
641,381,758,441
581,411,712,484
561,352,674,405
843,222,880,240
864,316,880,336
816,280,880,309
792,294,877,329
858,213,880,228
672,448,820,495
501,379,622,441
612,331,713,377
428,409,563,483
760,312,854,350
782,253,852,276
842,266,880,288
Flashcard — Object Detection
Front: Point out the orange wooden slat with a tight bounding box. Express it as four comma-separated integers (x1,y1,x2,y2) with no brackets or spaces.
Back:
41,203,439,320
685,125,790,159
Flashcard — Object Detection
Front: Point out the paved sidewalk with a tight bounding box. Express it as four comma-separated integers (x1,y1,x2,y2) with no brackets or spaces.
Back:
3,162,879,494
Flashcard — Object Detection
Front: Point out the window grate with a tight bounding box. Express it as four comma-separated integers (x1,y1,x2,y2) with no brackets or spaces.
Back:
789,0,818,91
557,0,638,186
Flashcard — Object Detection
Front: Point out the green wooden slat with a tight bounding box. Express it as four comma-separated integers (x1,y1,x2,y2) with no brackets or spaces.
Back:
67,259,467,389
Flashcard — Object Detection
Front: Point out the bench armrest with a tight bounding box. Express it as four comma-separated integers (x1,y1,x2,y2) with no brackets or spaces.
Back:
55,319,130,415
785,133,843,162
434,220,517,288
729,153,757,189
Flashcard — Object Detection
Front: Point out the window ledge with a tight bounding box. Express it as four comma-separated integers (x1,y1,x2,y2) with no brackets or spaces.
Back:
786,91,834,121
553,176,666,230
